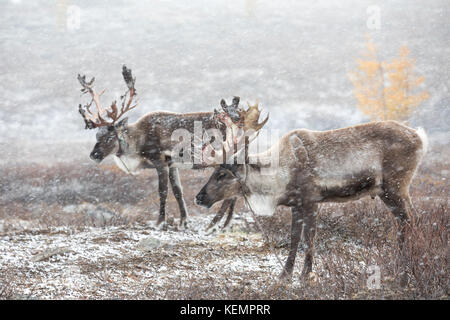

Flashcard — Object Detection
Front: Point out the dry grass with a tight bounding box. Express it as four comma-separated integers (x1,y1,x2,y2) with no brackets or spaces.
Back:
0,147,448,300
153,199,447,300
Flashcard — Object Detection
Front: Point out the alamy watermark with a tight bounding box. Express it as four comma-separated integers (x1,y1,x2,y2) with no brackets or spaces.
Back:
170,122,280,175
56,0,81,31
366,265,381,289
366,5,381,30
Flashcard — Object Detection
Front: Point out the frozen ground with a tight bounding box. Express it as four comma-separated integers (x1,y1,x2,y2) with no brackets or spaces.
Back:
0,213,308,299
0,148,448,300
0,186,447,299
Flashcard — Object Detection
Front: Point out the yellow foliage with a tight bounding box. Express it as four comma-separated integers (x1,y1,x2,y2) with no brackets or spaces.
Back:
349,37,429,122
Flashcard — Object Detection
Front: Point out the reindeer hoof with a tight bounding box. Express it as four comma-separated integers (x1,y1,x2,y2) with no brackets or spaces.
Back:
156,215,165,226
220,223,232,232
179,220,188,231
157,222,168,231
205,226,218,235
279,270,293,282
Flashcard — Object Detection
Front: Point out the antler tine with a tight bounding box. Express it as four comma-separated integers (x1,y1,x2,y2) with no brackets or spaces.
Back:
197,98,269,167
242,99,269,131
254,112,269,131
77,74,106,116
231,96,240,107
246,99,258,109
220,97,242,124
77,66,138,129
199,113,258,167
77,73,111,129
219,118,261,164
112,65,138,123
122,64,136,91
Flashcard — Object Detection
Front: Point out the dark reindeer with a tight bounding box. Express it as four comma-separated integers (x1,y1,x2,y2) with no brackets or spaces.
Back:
195,121,427,281
77,66,267,228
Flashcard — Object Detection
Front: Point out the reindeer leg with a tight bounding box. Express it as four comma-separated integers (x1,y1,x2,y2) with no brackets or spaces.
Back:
300,205,318,278
206,198,236,231
221,197,237,229
280,206,303,280
169,167,188,229
380,188,413,287
155,164,169,228
381,190,413,248
206,200,230,231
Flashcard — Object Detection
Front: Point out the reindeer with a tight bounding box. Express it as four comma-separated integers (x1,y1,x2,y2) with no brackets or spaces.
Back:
77,66,267,228
195,120,428,281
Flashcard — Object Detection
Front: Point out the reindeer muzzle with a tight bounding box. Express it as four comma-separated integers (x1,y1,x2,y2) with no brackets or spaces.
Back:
195,192,213,208
90,150,104,163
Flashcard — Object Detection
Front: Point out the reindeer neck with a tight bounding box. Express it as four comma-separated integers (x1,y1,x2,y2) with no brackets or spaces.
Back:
240,164,278,216
119,123,142,155
243,142,289,203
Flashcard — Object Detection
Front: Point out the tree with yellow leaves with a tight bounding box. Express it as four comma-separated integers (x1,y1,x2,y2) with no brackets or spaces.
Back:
349,37,429,122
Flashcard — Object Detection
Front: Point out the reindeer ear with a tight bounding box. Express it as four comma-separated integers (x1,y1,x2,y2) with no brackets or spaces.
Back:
115,117,128,129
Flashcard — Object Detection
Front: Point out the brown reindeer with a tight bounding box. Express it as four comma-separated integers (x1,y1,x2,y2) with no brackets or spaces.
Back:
77,66,267,228
195,121,428,281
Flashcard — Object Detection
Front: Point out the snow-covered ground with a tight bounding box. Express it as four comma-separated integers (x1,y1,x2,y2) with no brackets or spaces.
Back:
0,214,300,299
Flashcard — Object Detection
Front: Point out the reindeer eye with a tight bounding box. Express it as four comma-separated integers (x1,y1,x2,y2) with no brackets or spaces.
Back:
217,172,227,180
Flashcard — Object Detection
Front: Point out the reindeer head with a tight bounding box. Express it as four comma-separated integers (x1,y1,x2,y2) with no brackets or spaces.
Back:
90,118,129,162
77,65,137,162
195,163,247,208
195,99,269,208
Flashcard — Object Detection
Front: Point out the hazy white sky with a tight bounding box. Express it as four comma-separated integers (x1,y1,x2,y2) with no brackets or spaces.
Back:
0,0,447,151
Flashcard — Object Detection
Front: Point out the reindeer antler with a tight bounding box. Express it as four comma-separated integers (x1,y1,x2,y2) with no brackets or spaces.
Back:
219,96,242,123
194,98,269,167
78,65,137,129
77,74,108,129
242,100,269,131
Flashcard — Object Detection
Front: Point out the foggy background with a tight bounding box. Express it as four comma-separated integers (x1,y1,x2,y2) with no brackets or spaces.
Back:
0,0,448,165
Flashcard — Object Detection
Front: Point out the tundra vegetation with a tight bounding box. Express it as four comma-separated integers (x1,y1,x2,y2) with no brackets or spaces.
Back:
0,144,447,299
